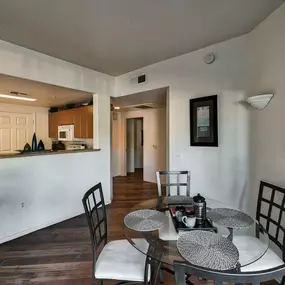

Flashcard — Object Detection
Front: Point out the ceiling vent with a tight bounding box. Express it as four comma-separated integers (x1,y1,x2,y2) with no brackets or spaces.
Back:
10,91,28,96
130,74,147,85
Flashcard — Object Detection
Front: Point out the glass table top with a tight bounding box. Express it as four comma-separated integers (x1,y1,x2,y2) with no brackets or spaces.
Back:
123,197,269,270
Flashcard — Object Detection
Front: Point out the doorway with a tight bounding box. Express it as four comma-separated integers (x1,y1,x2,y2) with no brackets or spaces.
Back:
126,118,143,180
111,86,169,183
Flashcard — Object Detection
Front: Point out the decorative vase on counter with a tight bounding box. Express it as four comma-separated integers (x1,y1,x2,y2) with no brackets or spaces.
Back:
23,143,32,153
38,140,45,151
31,133,38,152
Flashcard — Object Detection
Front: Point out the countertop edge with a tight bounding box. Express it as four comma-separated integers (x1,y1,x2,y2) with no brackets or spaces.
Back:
0,149,101,159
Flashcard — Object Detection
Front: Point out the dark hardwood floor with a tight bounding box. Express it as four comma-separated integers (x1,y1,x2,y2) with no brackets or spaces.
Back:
0,170,158,285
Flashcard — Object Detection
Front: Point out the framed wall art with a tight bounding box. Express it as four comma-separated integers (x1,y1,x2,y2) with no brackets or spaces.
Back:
189,95,218,147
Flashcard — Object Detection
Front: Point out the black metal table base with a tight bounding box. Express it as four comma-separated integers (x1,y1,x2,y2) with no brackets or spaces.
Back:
160,266,194,285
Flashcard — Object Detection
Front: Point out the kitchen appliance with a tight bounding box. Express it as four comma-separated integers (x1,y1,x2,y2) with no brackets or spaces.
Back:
58,125,77,141
66,144,86,151
193,193,207,225
52,141,65,151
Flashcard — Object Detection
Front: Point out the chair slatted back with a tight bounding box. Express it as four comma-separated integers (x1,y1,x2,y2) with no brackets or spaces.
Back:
82,183,108,261
257,181,285,261
174,261,285,285
156,171,191,197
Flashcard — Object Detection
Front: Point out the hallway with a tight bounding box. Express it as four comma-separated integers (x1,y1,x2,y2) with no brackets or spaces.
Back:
112,169,157,201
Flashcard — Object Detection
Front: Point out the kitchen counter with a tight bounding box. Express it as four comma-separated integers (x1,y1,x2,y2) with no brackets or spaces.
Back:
0,149,101,159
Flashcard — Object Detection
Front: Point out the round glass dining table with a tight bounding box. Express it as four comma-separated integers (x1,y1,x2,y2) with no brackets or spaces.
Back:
123,197,269,270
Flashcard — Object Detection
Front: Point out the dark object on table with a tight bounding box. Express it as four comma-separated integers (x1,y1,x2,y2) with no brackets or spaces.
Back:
169,206,216,233
193,193,207,225
175,206,186,222
189,95,218,147
37,140,45,151
52,141,65,151
88,100,93,106
23,143,32,153
31,133,37,152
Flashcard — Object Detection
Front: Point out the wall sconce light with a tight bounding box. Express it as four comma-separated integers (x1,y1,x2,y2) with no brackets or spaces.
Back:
242,94,274,110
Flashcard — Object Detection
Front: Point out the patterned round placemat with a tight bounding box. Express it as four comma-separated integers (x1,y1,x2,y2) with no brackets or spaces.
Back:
124,209,169,232
207,208,254,229
164,195,193,205
177,231,239,270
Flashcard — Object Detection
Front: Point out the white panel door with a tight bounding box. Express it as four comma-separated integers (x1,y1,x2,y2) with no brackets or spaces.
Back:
0,112,34,153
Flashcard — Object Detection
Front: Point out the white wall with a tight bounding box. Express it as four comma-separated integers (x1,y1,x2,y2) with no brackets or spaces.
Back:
119,108,166,183
111,111,122,177
247,4,285,215
0,40,114,242
0,151,111,243
0,102,51,150
115,36,250,208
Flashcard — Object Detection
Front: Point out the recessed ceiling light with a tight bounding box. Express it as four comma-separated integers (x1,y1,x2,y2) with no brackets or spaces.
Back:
0,94,37,102
114,106,120,110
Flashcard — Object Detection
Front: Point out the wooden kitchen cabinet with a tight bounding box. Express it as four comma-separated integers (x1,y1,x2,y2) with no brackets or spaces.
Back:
49,112,60,138
80,106,93,139
48,106,93,139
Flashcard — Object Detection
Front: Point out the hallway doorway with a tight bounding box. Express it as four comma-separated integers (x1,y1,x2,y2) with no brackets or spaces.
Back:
111,86,169,184
126,117,143,179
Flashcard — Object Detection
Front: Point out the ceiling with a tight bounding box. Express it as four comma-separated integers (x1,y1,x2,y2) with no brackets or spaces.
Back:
0,74,92,108
0,1,283,76
112,87,167,112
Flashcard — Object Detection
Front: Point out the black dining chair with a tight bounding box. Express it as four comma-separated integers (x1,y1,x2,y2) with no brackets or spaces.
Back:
82,183,161,285
232,181,285,282
174,260,285,285
156,171,191,197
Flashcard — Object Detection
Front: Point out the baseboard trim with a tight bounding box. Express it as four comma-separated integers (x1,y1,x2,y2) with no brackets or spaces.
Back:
0,200,111,244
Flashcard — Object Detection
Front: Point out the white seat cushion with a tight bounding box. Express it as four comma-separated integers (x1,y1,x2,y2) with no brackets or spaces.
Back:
95,239,149,281
232,236,284,272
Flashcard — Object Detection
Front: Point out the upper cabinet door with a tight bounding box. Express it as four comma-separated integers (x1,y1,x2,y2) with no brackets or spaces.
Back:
49,112,59,138
58,109,74,126
86,106,93,139
80,106,93,139
48,106,93,139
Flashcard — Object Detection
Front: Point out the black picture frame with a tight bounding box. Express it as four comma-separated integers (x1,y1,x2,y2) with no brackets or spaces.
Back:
190,95,218,147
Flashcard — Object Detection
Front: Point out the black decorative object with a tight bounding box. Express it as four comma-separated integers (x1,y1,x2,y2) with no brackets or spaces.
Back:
31,133,37,152
190,95,218,147
193,193,207,225
38,140,45,151
23,143,32,153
